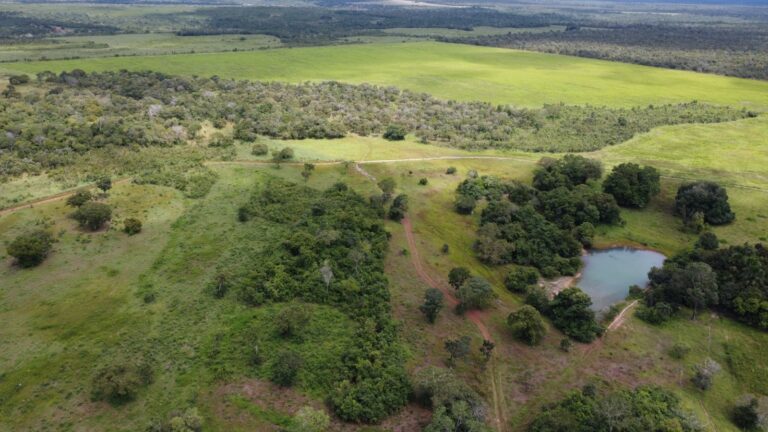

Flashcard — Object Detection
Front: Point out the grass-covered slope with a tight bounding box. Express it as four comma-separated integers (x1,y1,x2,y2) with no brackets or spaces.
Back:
3,42,768,109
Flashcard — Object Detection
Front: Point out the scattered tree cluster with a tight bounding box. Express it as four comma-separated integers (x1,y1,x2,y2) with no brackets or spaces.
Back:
0,71,749,182
414,366,493,432
215,178,409,423
528,384,703,431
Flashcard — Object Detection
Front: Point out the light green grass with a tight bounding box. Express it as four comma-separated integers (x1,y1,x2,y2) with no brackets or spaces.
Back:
4,42,768,108
0,33,281,62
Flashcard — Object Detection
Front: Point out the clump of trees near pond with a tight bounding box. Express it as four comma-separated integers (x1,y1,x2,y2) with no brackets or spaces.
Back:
641,235,768,331
0,70,750,183
212,178,409,423
457,155,620,277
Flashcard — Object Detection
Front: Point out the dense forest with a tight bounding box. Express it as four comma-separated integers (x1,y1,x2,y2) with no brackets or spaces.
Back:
0,70,750,182
0,11,117,38
444,24,768,80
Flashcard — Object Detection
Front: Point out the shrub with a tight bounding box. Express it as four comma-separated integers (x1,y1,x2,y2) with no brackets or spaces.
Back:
692,358,721,391
73,202,112,230
668,343,691,360
123,218,142,235
696,232,720,250
448,267,471,289
251,142,269,156
636,302,675,325
446,167,457,175
457,276,494,311
533,155,602,191
9,74,30,85
273,147,295,162
559,338,572,352
275,304,310,338
7,230,54,267
675,181,735,225
602,163,660,208
524,286,551,315
418,178,428,185
289,406,330,432
507,305,547,345
166,408,203,432
504,266,539,293
91,360,152,404
731,396,764,431
383,124,406,141
271,350,303,387
209,132,234,147
96,176,112,193
66,190,93,207
454,194,477,215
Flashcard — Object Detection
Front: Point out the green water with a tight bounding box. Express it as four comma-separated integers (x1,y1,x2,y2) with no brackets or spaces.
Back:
577,248,666,311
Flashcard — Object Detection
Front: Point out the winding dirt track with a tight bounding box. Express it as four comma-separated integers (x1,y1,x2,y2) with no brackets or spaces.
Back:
0,178,132,217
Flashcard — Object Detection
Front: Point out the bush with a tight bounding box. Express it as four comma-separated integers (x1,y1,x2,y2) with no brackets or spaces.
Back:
636,302,675,325
9,74,30,85
692,358,721,391
457,276,495,311
675,181,735,225
507,305,547,345
383,124,406,141
91,360,152,404
524,286,551,315
504,267,539,293
668,343,691,360
454,194,477,215
209,132,234,147
289,406,330,432
251,142,269,156
532,155,602,191
73,202,112,230
602,163,660,208
275,304,310,338
7,230,54,267
559,338,572,352
165,408,203,432
448,267,471,289
271,350,303,387
418,178,428,185
96,175,112,193
696,232,720,250
731,396,764,431
446,167,457,175
273,147,295,162
66,190,93,207
123,218,142,235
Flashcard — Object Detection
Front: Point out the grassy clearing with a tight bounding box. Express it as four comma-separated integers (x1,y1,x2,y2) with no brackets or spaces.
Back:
0,33,281,62
3,42,768,108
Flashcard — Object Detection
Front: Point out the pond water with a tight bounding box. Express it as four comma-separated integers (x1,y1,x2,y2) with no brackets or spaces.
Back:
577,248,666,312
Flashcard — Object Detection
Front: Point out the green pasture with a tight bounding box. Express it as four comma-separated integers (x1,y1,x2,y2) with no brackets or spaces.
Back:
4,42,768,108
0,33,281,62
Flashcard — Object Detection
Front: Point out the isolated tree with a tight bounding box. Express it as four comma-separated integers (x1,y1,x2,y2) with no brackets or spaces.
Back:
271,350,303,387
444,336,471,366
66,190,93,207
383,124,406,141
96,176,112,193
692,358,721,391
123,218,142,235
457,276,494,311
420,288,444,324
73,202,112,230
448,267,471,289
675,181,735,225
480,340,495,362
732,396,764,431
388,194,408,221
602,163,660,208
418,178,428,185
507,305,547,345
504,267,539,293
272,147,295,166
7,230,54,267
301,163,315,182
251,142,269,156
91,360,152,404
276,303,310,338
378,177,396,197
549,287,603,343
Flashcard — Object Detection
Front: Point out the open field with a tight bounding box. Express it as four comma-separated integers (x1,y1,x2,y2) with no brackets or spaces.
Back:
3,42,768,108
0,33,281,62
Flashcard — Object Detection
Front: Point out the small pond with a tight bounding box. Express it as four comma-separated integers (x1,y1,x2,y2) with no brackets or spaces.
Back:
577,247,666,312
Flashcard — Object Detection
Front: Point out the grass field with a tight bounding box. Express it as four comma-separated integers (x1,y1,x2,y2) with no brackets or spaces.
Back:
0,33,281,62
3,42,768,108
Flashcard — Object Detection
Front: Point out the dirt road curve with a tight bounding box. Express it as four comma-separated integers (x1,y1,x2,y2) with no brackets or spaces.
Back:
0,178,131,217
401,217,492,341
